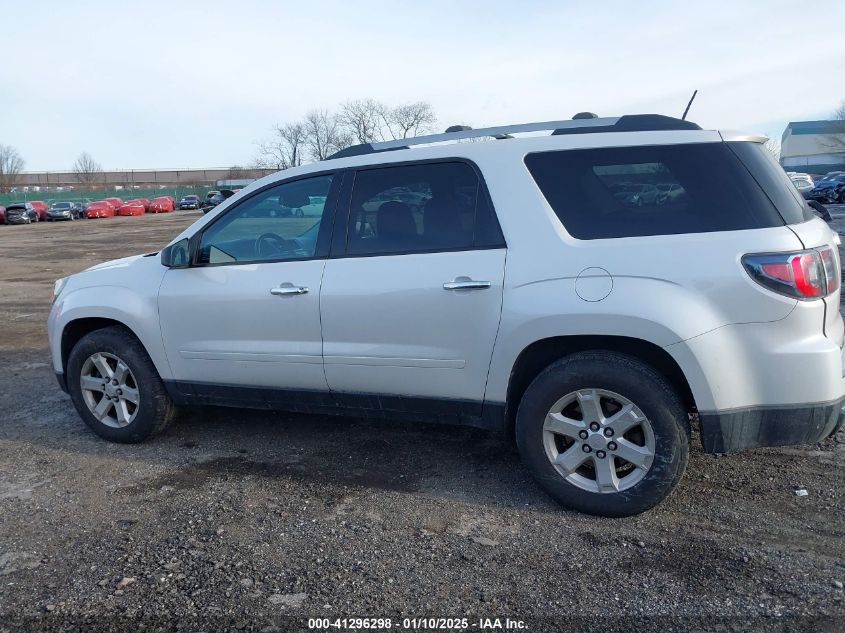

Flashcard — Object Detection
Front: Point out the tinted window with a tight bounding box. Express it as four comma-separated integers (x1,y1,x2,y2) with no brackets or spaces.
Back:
346,161,503,256
525,143,788,240
198,175,334,265
727,142,813,223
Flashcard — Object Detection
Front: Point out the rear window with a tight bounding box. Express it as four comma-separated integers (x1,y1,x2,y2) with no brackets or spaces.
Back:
525,142,808,240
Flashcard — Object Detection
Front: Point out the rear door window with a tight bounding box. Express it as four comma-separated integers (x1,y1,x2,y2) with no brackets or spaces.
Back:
525,143,794,240
346,161,504,256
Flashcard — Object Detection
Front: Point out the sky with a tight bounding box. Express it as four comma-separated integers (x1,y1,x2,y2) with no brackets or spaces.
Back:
2,0,844,171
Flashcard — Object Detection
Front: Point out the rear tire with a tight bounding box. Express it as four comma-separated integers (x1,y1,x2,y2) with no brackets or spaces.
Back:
515,351,690,517
67,326,176,443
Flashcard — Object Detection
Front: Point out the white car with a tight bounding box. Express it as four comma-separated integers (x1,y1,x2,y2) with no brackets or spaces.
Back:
48,114,845,517
789,172,815,195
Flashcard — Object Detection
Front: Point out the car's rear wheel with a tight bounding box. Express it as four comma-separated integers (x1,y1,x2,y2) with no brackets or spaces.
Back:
516,351,690,517
67,326,176,443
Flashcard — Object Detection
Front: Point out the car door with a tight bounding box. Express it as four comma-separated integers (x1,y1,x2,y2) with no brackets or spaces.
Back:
320,160,507,416
158,172,341,405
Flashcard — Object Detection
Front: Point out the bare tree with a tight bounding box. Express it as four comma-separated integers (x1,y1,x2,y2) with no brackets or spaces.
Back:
255,99,438,167
255,122,307,170
834,100,845,121
73,151,102,187
0,144,25,193
339,98,387,144
382,101,437,139
303,109,351,161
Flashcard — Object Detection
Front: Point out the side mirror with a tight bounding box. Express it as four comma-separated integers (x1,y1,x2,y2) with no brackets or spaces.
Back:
161,237,191,268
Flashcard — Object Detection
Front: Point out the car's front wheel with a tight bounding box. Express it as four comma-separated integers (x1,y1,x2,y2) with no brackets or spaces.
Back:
67,326,176,443
516,351,690,517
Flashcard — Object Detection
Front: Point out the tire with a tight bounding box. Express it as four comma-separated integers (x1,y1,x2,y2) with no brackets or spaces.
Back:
515,351,690,517
67,326,176,443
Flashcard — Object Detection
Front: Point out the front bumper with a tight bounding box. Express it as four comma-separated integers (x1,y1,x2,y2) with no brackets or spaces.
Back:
699,398,845,453
55,371,68,394
6,216,29,224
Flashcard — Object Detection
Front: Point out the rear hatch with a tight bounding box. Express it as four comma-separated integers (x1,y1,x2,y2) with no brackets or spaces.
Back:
524,137,841,339
728,140,843,343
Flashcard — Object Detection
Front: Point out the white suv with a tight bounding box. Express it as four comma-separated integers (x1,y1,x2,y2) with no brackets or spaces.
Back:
48,114,845,516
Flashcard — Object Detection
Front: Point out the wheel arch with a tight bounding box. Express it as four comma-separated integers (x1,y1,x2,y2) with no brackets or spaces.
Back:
61,317,142,376
503,335,697,438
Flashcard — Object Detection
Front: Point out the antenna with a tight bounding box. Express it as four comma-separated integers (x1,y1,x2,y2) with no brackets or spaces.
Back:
681,90,698,121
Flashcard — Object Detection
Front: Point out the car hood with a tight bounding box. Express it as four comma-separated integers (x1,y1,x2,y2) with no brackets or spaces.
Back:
84,254,146,272
62,253,165,295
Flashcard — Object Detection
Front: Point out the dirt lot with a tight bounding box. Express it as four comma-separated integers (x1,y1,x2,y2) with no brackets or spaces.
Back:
1,212,844,632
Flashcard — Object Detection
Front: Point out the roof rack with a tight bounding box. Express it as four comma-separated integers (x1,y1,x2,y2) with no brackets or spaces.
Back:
328,114,701,160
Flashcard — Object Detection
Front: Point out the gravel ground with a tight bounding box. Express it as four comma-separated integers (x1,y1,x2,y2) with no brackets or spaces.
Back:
0,210,844,632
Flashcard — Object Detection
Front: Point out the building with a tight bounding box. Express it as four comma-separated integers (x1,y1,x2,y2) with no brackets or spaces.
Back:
781,120,845,176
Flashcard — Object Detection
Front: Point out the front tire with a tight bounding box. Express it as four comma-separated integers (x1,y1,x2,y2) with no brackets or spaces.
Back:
515,351,690,517
67,326,176,443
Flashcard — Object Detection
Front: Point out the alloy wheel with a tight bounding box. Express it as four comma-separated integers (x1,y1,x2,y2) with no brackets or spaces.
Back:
79,352,140,428
542,388,656,493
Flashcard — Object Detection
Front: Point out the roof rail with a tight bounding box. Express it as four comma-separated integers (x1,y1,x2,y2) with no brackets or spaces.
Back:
327,114,701,159
552,114,701,136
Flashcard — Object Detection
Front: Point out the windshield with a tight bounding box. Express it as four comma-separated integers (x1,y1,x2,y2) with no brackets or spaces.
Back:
52,202,71,208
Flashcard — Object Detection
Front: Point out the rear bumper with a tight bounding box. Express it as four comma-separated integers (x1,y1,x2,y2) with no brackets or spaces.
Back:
699,398,845,453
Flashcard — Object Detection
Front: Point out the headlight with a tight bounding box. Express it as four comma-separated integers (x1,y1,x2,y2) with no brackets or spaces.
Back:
53,277,68,302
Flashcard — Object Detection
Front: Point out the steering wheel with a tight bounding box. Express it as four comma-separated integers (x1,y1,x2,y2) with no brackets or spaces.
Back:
256,232,297,258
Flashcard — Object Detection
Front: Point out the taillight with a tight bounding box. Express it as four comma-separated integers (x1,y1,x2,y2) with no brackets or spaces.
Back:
743,246,840,300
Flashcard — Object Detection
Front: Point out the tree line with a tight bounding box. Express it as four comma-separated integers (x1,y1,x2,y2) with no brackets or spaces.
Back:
252,99,437,169
4,98,842,193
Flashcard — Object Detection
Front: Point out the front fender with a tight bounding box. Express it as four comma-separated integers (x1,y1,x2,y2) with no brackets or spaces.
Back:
49,285,172,381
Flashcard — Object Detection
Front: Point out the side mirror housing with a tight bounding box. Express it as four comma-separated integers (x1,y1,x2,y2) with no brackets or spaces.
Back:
161,238,191,268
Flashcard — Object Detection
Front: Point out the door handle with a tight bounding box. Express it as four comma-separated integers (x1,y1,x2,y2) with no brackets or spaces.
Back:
270,283,309,296
443,278,492,291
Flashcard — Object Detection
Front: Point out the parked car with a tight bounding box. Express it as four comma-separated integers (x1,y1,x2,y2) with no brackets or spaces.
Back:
0,205,5,224
178,195,201,210
85,201,116,218
789,173,815,198
612,183,660,207
48,114,845,517
4,202,39,224
103,197,123,211
47,201,84,221
809,174,845,204
118,200,146,216
29,200,49,221
655,183,686,204
201,190,235,214
132,197,151,212
149,196,174,213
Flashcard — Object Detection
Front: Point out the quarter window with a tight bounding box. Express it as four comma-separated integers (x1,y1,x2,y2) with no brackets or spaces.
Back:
525,143,791,240
198,175,334,265
346,161,503,256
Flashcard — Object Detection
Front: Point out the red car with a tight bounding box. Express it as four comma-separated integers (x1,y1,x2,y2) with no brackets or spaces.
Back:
86,201,116,218
103,197,123,211
30,200,49,221
134,197,151,212
118,200,145,216
0,205,5,224
149,196,174,213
